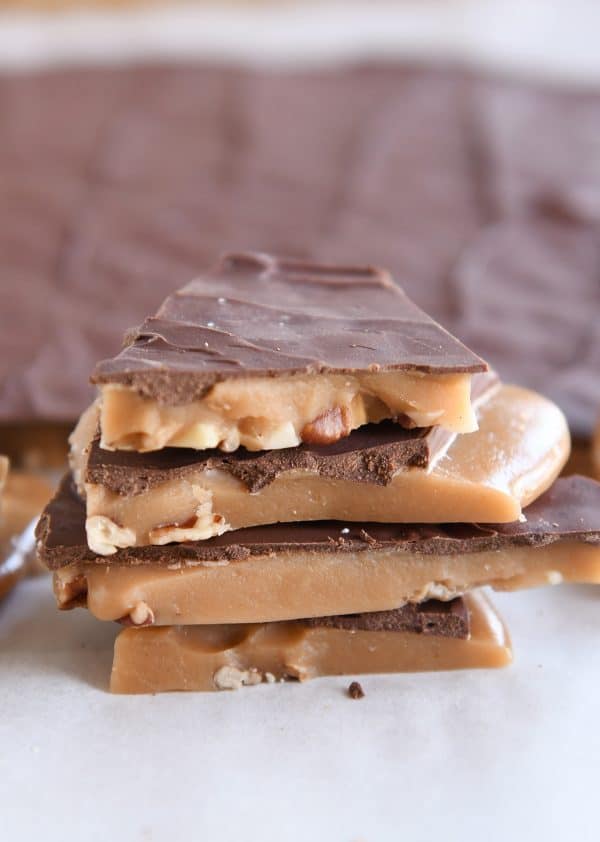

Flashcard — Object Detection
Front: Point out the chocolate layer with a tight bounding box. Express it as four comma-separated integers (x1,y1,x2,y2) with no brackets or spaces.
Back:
92,252,486,403
306,598,469,639
37,474,600,570
86,371,497,494
1,64,599,433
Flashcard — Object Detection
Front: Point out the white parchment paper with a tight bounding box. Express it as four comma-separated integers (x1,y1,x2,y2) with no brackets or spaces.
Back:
1,577,599,841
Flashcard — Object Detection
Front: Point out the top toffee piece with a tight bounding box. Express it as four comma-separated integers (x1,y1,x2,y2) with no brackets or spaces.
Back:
93,252,487,453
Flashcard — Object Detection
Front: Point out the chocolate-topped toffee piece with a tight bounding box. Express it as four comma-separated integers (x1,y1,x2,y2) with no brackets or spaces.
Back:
38,474,600,569
110,591,512,694
38,475,600,625
93,252,488,453
76,381,569,554
86,371,499,495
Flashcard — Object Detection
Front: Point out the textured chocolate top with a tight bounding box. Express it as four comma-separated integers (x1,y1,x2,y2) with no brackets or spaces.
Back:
92,252,486,402
306,598,469,639
85,373,496,493
37,474,600,570
1,64,599,432
87,422,446,493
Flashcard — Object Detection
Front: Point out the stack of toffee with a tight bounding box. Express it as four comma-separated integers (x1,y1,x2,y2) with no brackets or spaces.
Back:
37,253,600,692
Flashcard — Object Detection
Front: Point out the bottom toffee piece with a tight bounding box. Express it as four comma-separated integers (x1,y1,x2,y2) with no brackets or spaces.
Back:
110,590,512,694
37,475,600,626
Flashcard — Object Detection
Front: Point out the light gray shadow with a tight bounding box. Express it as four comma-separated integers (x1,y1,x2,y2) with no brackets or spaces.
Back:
0,577,116,691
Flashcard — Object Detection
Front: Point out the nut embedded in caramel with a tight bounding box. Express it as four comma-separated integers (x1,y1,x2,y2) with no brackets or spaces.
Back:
301,406,352,445
121,601,155,627
86,515,136,556
213,666,263,690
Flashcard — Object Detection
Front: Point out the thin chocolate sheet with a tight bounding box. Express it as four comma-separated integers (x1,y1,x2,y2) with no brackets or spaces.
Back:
306,598,469,639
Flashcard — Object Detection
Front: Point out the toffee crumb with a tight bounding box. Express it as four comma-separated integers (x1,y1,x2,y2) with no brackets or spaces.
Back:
348,681,365,700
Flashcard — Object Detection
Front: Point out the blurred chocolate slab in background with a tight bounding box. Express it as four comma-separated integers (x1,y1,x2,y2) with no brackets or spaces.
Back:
1,63,599,453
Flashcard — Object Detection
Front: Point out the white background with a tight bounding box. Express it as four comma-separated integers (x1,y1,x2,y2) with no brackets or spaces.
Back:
0,0,600,84
1,2,600,840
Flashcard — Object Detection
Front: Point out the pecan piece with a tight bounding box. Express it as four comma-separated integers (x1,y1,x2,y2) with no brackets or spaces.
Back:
301,406,352,445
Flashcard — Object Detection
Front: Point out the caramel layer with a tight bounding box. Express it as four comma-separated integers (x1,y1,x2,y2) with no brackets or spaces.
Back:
54,539,599,626
84,385,569,553
110,591,511,693
99,369,477,453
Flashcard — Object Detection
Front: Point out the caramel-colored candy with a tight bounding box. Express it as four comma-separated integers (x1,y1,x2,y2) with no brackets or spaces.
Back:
78,384,570,554
110,591,511,694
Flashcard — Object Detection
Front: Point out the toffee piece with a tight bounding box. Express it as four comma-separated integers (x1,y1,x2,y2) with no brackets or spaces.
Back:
0,457,22,601
85,366,498,495
109,591,512,694
93,252,488,453
38,475,600,625
347,682,365,699
75,382,568,553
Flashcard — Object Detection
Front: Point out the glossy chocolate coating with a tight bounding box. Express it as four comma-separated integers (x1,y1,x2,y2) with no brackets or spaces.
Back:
92,252,486,400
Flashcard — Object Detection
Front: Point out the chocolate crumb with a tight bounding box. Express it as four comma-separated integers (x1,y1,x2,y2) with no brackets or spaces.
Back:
348,681,365,699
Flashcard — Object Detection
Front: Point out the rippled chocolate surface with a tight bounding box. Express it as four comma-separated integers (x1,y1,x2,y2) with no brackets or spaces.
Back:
93,252,486,395
2,63,599,432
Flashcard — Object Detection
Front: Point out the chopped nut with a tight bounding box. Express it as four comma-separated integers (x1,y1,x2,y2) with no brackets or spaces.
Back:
424,582,456,600
348,681,365,699
86,515,136,556
54,572,87,608
238,418,299,450
169,422,223,450
128,601,155,626
213,665,263,691
149,489,230,545
301,406,352,445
